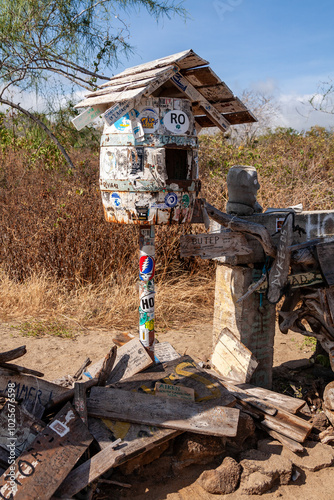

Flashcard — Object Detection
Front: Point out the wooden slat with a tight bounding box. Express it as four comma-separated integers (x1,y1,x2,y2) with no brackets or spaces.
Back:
108,49,208,81
181,66,222,87
71,104,108,130
99,65,175,88
85,76,158,97
87,386,240,437
0,367,69,406
75,86,147,108
222,110,257,125
197,83,235,102
0,403,93,500
211,328,259,383
180,231,252,259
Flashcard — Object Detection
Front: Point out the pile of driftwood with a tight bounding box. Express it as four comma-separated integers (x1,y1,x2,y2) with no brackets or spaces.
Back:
0,340,334,498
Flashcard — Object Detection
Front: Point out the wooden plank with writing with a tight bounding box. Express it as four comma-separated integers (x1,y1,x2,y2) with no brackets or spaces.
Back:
267,213,293,303
74,382,88,425
317,242,334,286
87,386,239,437
83,338,153,384
0,402,45,458
155,382,195,401
154,342,181,363
71,104,107,130
211,328,259,383
0,402,93,500
180,231,252,259
0,367,69,407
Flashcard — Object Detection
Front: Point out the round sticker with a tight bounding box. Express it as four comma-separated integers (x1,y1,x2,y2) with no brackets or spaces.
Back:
165,192,178,208
111,193,121,208
163,110,189,134
139,256,155,281
138,108,159,133
181,194,190,208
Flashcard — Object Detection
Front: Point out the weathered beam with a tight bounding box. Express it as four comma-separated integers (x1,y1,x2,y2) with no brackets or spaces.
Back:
0,346,26,364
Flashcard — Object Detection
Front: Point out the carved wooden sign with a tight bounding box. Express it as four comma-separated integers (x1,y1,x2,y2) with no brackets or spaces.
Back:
180,231,252,259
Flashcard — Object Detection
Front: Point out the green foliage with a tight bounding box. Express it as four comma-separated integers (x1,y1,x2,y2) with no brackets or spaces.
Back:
13,319,75,338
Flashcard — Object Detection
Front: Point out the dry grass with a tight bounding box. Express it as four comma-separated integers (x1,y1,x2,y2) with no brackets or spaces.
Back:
0,269,214,331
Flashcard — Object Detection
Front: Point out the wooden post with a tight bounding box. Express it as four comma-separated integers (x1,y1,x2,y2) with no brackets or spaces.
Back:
213,264,276,389
139,225,155,360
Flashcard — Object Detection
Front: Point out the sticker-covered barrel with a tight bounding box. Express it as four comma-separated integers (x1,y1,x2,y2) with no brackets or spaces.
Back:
99,97,199,225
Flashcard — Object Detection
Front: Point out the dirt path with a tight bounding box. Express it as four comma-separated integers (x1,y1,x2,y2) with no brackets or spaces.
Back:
0,318,333,499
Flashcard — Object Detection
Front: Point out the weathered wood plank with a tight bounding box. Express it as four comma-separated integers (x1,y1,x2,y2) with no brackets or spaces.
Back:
113,355,236,406
74,382,88,425
181,66,223,88
0,362,44,378
87,386,239,437
211,328,259,383
99,65,175,88
180,231,252,259
83,338,153,384
0,367,69,407
0,346,26,364
71,104,107,130
76,86,147,108
267,213,293,303
155,382,195,401
0,402,93,500
317,242,334,286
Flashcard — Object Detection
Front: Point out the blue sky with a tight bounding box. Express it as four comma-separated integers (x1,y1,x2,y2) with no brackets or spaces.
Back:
108,0,334,131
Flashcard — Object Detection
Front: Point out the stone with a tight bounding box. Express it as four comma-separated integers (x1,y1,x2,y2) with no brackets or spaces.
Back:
241,449,292,485
312,411,330,432
173,433,225,472
198,456,241,495
324,381,334,410
281,440,334,471
240,471,275,495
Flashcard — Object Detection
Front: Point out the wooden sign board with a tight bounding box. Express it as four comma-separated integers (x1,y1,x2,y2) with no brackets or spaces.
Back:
84,338,153,384
317,242,334,286
154,342,181,363
267,213,293,303
0,367,69,407
0,402,45,458
0,402,93,500
87,386,239,437
155,382,195,401
180,231,252,259
71,105,104,130
211,328,259,383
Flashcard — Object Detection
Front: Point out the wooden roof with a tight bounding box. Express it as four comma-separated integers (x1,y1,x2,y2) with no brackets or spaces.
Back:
74,49,256,131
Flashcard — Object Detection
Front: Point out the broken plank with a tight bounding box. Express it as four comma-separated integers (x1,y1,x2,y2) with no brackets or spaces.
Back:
87,386,240,437
0,367,69,407
0,402,93,500
180,231,252,259
54,423,180,499
84,338,153,384
259,425,305,453
261,409,313,443
211,328,259,383
0,362,44,377
0,402,45,458
71,104,107,130
0,346,26,364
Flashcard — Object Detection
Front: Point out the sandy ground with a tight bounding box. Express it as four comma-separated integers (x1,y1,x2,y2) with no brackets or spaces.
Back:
0,316,333,499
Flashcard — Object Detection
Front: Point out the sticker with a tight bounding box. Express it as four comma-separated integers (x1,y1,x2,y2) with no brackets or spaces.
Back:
139,307,148,325
181,194,190,208
276,218,285,232
165,192,178,208
135,205,149,220
50,420,70,437
171,74,187,92
138,108,159,133
139,256,155,281
140,292,155,312
145,319,155,331
111,193,122,208
163,110,189,134
113,116,132,132
151,203,169,209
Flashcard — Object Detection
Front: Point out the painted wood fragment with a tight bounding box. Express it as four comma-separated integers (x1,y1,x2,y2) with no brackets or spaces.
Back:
71,105,106,130
0,402,93,500
87,386,240,437
0,362,44,378
83,338,153,384
0,367,69,407
154,342,181,363
267,213,293,303
180,231,252,259
317,242,334,286
74,382,88,425
211,327,259,383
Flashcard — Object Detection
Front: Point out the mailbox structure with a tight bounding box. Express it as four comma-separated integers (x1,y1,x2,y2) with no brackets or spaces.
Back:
73,49,256,359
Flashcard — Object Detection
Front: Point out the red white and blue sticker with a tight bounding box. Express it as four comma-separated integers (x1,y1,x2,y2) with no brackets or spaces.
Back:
139,256,155,281
165,192,178,208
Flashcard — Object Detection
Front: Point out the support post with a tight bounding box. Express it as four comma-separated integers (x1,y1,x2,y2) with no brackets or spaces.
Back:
213,264,276,388
139,225,155,360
